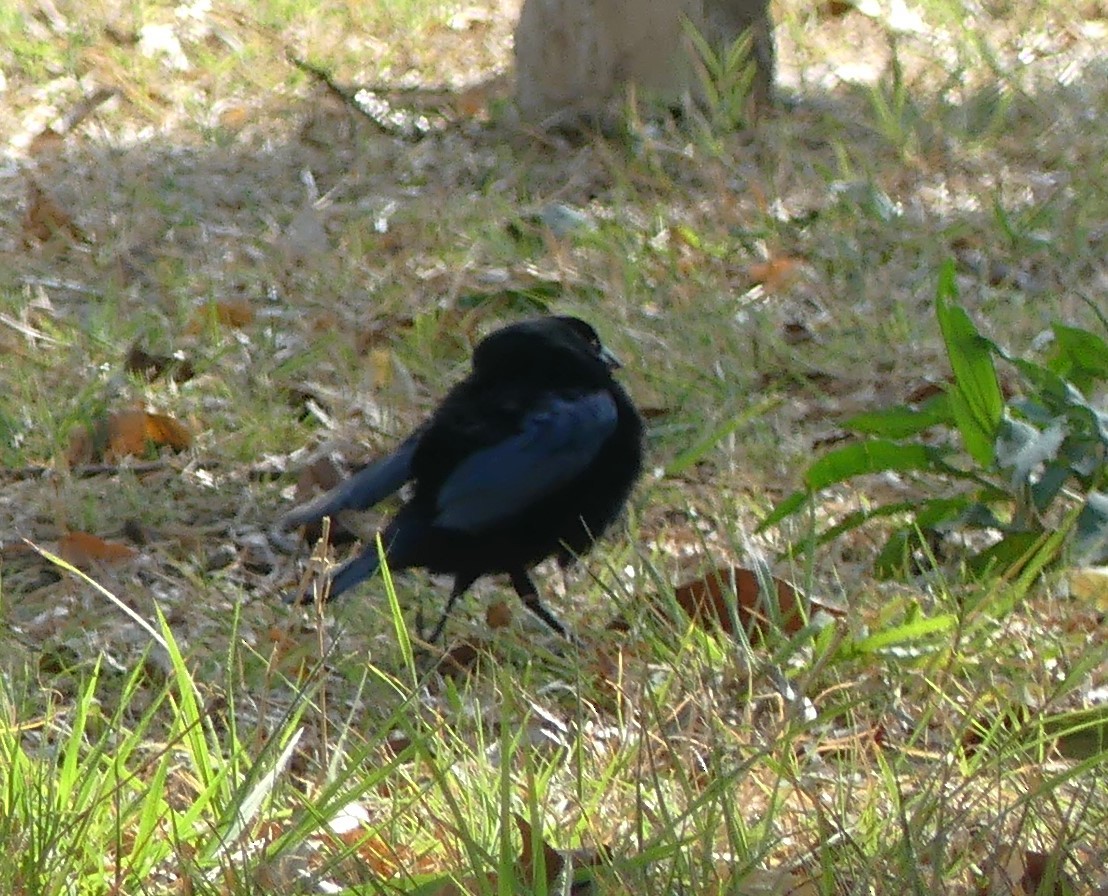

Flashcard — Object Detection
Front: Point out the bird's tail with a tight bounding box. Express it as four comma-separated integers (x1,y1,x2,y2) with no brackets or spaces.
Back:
282,542,382,605
326,547,383,601
289,515,424,605
278,431,420,531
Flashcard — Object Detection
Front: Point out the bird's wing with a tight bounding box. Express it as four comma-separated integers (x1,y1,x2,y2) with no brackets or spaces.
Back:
279,430,421,531
433,391,618,533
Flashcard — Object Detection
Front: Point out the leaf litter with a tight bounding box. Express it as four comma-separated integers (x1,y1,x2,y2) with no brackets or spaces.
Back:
0,0,1106,891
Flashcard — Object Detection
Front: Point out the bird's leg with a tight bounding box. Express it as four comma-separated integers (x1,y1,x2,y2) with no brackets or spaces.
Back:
423,573,478,643
509,569,568,638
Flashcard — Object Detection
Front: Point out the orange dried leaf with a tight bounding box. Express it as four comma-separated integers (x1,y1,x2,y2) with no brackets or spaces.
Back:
455,84,492,117
672,566,822,640
58,531,138,568
106,410,192,459
217,104,250,130
747,256,802,292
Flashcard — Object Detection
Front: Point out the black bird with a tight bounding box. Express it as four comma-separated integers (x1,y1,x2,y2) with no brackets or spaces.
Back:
280,316,643,641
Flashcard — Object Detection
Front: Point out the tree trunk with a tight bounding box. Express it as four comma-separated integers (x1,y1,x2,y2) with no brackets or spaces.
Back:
514,0,775,129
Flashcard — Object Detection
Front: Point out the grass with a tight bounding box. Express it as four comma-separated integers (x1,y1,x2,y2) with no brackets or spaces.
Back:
2,0,1107,892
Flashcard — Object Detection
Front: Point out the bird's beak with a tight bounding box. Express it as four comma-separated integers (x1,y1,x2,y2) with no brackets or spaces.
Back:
599,345,622,370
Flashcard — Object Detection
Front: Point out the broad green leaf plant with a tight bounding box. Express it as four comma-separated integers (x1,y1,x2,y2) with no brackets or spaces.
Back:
762,260,1108,578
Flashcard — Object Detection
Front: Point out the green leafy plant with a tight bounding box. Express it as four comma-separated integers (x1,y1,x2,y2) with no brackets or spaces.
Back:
761,260,1108,577
682,20,758,131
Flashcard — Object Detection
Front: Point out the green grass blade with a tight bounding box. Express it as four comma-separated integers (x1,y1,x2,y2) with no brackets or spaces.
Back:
849,612,958,656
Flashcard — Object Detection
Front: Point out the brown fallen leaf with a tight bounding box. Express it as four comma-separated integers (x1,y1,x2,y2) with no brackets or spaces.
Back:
454,83,494,118
264,625,317,681
217,104,250,130
187,299,255,332
782,320,815,345
984,844,1076,896
819,0,856,17
124,343,196,383
514,814,565,888
486,600,513,629
905,378,946,404
58,531,138,569
669,565,833,640
747,256,802,292
27,127,65,158
289,453,365,546
436,639,486,679
428,814,599,896
22,176,85,245
294,455,346,504
354,315,416,353
68,409,193,463
729,868,822,895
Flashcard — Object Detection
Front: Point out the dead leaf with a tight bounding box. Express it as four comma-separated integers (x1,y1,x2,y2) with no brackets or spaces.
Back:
354,314,416,353
68,409,193,463
486,600,513,629
782,321,815,345
455,83,494,118
729,868,822,895
747,257,802,292
28,127,65,158
265,625,316,680
436,640,486,679
22,176,85,245
1069,566,1108,613
217,104,250,130
58,531,138,568
819,0,856,17
669,566,830,639
188,299,255,332
290,454,364,545
984,844,1076,895
112,410,192,458
427,814,585,896
124,343,196,383
906,379,946,404
514,814,564,887
294,455,346,504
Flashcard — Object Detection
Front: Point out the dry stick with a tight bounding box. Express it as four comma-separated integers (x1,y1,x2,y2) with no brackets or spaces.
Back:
1,461,173,481
286,53,451,140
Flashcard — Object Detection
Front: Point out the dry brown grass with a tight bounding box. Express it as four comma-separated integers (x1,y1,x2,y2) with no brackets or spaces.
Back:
0,0,1106,892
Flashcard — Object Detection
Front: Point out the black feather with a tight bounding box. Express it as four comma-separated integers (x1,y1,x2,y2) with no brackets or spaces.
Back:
280,316,643,640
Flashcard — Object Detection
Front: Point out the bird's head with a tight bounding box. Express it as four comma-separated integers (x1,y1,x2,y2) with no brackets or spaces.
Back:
550,316,622,369
473,315,622,373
